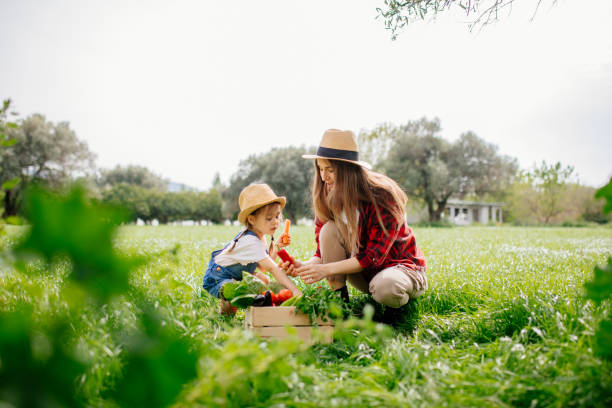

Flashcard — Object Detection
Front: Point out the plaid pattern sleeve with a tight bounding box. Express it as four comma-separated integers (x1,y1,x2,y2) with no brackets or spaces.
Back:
355,202,426,281
313,216,324,259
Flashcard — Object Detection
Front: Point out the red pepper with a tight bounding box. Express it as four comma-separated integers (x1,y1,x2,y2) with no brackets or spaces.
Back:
277,249,296,266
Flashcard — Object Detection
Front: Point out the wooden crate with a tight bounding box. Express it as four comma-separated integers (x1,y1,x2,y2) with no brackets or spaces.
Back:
245,306,334,343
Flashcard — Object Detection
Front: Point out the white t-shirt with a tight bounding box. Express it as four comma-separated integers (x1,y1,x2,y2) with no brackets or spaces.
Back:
214,234,268,267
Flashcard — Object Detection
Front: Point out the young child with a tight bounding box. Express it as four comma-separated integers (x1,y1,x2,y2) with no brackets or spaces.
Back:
203,183,301,314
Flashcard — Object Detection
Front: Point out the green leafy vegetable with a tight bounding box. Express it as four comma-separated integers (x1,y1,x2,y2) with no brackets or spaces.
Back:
294,285,349,323
230,294,259,308
267,279,284,293
222,272,267,307
280,294,302,307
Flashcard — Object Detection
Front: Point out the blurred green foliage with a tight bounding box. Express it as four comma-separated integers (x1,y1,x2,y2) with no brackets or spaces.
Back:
596,178,612,214
585,178,612,361
0,306,85,407
1,185,200,407
107,307,199,407
17,186,138,302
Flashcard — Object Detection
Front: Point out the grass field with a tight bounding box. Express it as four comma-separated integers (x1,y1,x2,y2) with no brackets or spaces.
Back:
2,224,612,407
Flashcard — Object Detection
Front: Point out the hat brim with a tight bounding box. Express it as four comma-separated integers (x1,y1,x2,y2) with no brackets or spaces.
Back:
302,154,372,170
237,196,286,225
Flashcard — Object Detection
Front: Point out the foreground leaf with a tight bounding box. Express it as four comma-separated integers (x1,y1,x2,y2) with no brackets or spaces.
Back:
595,178,612,214
16,185,142,301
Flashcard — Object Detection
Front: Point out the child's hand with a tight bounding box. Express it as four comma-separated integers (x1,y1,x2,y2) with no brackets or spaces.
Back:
276,234,291,248
278,259,301,277
255,271,270,285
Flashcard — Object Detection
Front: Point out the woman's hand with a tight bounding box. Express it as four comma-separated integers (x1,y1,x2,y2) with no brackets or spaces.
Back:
296,263,329,285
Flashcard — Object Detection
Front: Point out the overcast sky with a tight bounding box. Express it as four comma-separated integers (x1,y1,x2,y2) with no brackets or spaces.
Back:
1,0,611,190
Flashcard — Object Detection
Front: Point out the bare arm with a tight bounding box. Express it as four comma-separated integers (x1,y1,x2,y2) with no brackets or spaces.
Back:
296,257,363,285
279,255,322,277
259,256,302,296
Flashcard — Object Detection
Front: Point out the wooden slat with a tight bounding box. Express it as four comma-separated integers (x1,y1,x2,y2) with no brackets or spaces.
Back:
245,306,334,327
250,325,334,343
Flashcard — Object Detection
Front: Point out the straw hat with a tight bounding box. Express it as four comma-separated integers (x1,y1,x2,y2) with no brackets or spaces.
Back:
302,129,371,169
237,183,286,225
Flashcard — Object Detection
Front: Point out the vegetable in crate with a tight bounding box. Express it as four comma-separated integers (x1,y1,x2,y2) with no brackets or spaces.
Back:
221,272,267,308
280,294,302,307
277,289,293,304
294,285,349,323
259,288,293,306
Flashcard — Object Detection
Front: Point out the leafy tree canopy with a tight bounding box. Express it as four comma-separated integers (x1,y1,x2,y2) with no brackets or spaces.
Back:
225,146,316,222
98,164,168,191
363,117,517,221
0,113,95,216
377,0,559,39
508,161,575,224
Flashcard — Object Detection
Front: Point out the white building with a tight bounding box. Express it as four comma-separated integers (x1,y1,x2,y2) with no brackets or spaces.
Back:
444,200,503,225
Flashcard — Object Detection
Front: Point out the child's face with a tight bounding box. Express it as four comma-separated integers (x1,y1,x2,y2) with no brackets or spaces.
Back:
247,203,283,237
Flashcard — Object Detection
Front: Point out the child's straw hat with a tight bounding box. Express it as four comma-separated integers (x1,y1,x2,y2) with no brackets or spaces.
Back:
302,129,372,169
238,183,286,225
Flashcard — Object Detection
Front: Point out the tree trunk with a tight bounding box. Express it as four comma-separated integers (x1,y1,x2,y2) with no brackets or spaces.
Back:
427,200,438,222
3,189,18,217
427,198,450,222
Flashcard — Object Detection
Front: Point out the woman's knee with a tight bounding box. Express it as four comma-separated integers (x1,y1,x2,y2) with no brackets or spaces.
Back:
319,221,349,262
369,268,416,308
319,221,340,245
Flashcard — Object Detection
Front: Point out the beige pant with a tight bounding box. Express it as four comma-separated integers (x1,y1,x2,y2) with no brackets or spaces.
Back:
320,221,427,308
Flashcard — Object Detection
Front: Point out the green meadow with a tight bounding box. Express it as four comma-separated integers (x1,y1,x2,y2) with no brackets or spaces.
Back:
2,224,612,407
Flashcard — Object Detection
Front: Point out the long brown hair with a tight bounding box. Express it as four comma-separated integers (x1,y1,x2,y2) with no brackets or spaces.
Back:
312,160,407,254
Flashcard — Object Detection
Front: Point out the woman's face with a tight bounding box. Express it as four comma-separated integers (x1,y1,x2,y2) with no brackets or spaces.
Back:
317,159,335,192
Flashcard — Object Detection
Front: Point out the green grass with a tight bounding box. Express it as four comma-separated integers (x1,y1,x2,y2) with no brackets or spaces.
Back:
2,225,612,407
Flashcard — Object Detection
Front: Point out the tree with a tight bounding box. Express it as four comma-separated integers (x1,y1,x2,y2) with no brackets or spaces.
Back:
225,146,315,222
377,0,559,39
98,164,167,191
0,99,20,218
193,190,223,224
0,114,95,216
508,161,575,224
101,183,151,222
373,118,517,221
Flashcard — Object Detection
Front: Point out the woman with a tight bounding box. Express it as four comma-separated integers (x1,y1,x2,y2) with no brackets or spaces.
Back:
283,129,427,310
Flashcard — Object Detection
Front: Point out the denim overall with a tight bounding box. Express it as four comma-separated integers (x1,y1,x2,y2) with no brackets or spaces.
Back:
202,229,259,298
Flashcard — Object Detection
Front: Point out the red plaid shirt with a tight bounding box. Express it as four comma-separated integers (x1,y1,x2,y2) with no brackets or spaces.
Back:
313,201,427,282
